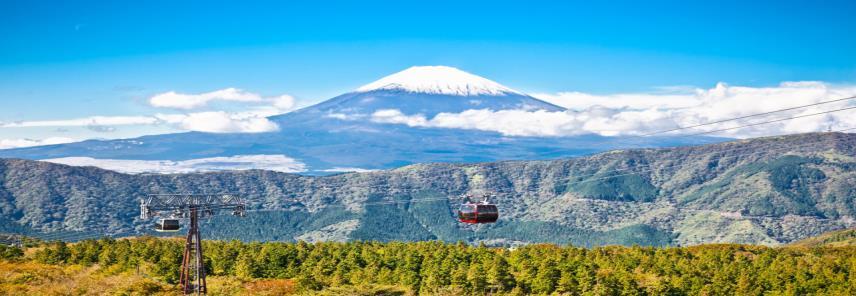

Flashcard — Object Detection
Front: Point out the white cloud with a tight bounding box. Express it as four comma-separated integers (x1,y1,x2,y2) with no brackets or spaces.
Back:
148,88,299,112
0,137,76,149
42,154,307,174
142,88,299,133
149,88,263,109
372,108,674,137
371,109,429,126
1,116,159,128
319,167,379,173
161,111,280,133
86,125,117,133
532,91,701,110
325,112,365,121
370,81,856,138
271,94,296,110
2,113,279,134
1,86,297,135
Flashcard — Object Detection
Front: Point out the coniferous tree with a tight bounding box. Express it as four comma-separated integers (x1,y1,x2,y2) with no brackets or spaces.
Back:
12,237,856,294
235,249,260,279
467,261,487,295
451,264,469,292
557,267,578,294
487,255,513,291
532,259,559,294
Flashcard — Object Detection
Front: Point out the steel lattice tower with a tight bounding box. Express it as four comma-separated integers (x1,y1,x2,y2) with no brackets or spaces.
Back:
141,194,245,295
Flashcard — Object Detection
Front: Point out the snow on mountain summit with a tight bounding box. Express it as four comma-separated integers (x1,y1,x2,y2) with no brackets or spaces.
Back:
356,66,521,96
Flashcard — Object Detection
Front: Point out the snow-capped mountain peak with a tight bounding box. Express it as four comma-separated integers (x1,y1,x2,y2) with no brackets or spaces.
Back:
356,66,521,96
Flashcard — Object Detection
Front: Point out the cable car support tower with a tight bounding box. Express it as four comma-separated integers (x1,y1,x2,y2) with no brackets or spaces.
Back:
140,194,246,295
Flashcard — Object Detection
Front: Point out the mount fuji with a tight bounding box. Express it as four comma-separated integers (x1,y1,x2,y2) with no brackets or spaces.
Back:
0,66,723,174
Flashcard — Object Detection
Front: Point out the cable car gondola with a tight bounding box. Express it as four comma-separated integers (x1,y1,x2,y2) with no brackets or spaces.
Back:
154,218,181,232
457,194,499,224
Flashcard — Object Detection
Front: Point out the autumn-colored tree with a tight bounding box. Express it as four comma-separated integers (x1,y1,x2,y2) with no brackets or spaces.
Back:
16,236,856,295
235,248,260,279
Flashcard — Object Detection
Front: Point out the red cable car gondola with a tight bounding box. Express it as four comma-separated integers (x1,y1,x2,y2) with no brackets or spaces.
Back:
457,194,499,224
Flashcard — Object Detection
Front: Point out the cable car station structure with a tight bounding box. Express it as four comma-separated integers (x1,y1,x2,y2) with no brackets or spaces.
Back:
140,194,246,295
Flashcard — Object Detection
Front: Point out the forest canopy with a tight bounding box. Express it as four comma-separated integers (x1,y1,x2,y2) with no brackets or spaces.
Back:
3,237,852,295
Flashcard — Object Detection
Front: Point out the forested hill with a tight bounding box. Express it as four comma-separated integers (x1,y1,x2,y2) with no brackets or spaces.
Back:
789,228,856,247
1,132,855,246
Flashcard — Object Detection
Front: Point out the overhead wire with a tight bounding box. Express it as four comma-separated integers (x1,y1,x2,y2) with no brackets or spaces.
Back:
638,95,856,137
25,95,856,242
32,126,855,242
137,96,856,194
63,125,856,239
156,132,844,221
683,105,856,137
199,124,852,218
544,126,853,185
145,131,838,220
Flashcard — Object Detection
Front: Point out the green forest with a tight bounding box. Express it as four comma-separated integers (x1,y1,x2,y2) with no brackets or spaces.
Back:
2,237,855,295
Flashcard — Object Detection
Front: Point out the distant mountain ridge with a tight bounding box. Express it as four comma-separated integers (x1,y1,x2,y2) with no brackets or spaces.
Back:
0,66,721,174
1,132,853,246
789,228,856,247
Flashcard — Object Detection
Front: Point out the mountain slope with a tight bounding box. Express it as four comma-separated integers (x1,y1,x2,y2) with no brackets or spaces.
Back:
789,228,856,247
0,66,721,174
1,132,854,246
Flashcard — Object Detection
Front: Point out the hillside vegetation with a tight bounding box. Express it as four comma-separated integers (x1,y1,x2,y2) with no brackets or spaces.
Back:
789,228,856,247
0,132,854,246
2,237,855,295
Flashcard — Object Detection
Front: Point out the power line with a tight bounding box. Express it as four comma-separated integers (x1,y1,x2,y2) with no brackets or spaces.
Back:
547,127,853,185
233,128,852,196
126,99,856,195
25,127,845,243
154,129,852,211
682,106,856,136
546,133,833,183
22,112,856,242
290,128,849,207
33,127,853,242
218,131,838,213
198,135,841,215
639,95,856,137
481,101,856,185
554,140,829,189
578,95,855,154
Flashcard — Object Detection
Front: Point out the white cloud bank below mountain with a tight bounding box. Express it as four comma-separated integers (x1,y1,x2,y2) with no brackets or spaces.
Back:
149,87,296,111
1,113,280,134
1,88,297,136
42,154,307,174
369,82,856,138
0,137,76,149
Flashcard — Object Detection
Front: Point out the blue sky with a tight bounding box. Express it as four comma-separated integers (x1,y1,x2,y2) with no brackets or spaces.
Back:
1,0,855,145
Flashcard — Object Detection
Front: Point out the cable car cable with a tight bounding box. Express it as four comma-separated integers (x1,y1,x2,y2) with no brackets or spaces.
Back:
147,132,842,218
682,105,856,136
638,95,856,137
247,128,851,209
564,94,855,153
161,127,852,212
545,126,854,185
26,119,856,239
